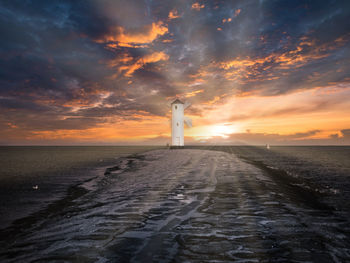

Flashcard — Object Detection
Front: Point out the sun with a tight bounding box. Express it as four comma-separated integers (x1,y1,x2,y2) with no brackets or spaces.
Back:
210,124,237,138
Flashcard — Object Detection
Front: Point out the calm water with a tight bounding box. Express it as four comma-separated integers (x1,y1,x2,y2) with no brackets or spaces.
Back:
0,146,350,262
1,145,349,230
0,146,161,228
1,147,350,262
199,146,350,214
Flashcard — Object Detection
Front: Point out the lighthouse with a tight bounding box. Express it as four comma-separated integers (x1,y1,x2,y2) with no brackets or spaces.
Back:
171,98,192,147
171,98,184,146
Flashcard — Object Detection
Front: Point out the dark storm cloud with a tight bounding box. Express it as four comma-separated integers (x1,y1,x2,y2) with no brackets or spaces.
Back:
0,0,349,134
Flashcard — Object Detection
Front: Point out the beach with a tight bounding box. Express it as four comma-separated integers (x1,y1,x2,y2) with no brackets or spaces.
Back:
1,148,350,262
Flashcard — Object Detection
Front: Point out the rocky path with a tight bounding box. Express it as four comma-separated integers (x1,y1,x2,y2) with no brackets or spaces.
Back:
1,149,350,262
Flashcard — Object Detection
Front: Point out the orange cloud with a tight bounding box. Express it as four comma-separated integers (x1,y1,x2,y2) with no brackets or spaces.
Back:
97,21,168,48
185,83,350,142
220,57,265,70
118,51,169,77
274,39,329,68
26,115,169,142
107,53,133,68
274,35,348,68
220,36,335,71
218,34,349,84
192,3,205,11
7,84,350,145
218,55,275,82
222,18,232,23
6,122,18,129
168,9,180,20
234,9,241,17
204,96,221,105
184,89,204,98
61,90,112,109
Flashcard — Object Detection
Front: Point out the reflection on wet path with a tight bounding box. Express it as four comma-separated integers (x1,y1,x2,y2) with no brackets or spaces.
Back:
1,149,350,262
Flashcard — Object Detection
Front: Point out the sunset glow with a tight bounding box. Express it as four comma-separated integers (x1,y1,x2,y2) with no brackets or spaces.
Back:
0,1,350,145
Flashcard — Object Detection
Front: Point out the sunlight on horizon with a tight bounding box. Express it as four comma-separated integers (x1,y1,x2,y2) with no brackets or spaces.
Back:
0,1,350,145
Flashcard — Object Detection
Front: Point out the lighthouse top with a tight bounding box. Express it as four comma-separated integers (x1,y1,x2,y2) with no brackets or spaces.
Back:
171,98,184,105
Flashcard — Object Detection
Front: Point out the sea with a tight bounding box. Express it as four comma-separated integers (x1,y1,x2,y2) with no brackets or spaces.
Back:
0,146,349,262
1,146,349,230
0,146,161,229
197,146,350,215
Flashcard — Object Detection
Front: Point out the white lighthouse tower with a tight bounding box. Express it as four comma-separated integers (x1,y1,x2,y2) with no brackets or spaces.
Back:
171,98,184,146
171,98,192,146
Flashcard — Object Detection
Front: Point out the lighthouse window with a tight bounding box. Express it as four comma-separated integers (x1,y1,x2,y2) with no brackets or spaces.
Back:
175,105,177,110
177,122,179,126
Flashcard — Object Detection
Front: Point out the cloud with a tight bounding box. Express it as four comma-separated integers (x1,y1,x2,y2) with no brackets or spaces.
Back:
168,9,180,20
1,0,350,144
184,89,204,98
329,133,339,139
113,51,169,77
191,3,205,11
282,130,321,139
222,18,232,24
192,129,350,145
234,9,241,17
341,129,350,139
229,101,334,121
218,35,346,82
96,21,168,47
221,129,350,145
132,128,350,146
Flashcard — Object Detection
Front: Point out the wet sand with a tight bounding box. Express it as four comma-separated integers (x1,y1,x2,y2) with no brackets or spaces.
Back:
1,149,350,262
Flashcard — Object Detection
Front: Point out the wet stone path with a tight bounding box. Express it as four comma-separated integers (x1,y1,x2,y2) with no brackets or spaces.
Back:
1,149,350,262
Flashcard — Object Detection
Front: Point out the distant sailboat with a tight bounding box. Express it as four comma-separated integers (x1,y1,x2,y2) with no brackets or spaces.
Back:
266,144,270,149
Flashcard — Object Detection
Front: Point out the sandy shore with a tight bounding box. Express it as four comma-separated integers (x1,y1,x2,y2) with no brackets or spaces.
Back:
1,149,350,262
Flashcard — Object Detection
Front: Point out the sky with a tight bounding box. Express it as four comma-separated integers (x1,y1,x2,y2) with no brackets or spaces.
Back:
0,0,350,145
